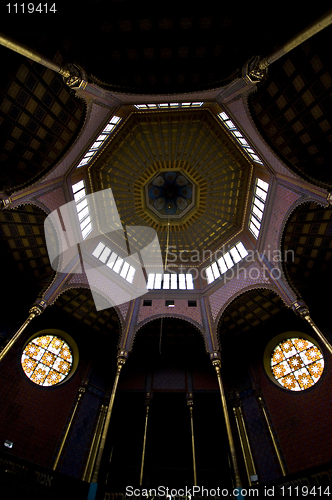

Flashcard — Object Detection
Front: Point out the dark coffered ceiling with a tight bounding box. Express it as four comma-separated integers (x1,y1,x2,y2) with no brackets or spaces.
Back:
1,4,332,333
250,25,332,188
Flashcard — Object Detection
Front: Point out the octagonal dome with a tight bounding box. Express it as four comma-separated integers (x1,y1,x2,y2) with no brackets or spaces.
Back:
145,170,196,219
89,108,253,264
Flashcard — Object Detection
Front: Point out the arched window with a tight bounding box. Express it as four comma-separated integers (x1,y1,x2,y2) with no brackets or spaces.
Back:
21,334,74,387
271,337,324,391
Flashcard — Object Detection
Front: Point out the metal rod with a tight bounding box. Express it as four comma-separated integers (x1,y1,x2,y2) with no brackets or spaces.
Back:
91,356,126,483
213,360,242,488
0,306,42,363
0,32,71,77
233,407,251,485
305,315,332,356
139,402,150,485
82,404,107,482
53,387,85,470
238,405,257,481
258,396,286,476
188,400,197,486
259,9,332,69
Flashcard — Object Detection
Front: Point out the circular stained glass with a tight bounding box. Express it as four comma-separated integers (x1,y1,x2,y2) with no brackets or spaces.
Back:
21,335,73,387
271,337,324,391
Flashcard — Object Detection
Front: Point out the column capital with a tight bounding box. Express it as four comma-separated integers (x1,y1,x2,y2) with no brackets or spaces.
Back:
0,192,11,210
291,299,310,319
62,63,87,89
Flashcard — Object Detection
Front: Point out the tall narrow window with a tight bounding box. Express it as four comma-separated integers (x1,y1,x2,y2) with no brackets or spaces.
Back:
146,273,195,290
249,178,269,239
205,241,249,284
217,111,263,164
77,115,122,168
92,241,136,284
72,180,92,239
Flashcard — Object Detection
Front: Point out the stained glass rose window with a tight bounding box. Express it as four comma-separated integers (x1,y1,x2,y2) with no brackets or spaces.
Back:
271,337,324,391
21,335,73,387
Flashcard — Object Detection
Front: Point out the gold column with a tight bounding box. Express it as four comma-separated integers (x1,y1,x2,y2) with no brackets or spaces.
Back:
257,394,286,476
53,384,86,470
232,396,257,486
0,304,43,363
139,395,151,486
292,301,332,355
211,355,242,489
83,403,108,482
187,396,197,487
0,32,70,77
91,351,127,483
258,9,332,70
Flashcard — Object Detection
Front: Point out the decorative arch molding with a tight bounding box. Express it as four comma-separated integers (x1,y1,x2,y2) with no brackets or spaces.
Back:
279,197,331,300
214,283,285,339
132,313,208,354
49,283,124,334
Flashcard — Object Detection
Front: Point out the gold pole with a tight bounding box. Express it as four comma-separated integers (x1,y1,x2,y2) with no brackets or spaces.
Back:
259,9,332,70
139,396,151,486
0,305,43,363
233,404,257,486
83,404,107,482
292,301,332,355
212,358,242,489
0,32,71,77
233,407,251,485
53,386,86,470
238,405,257,482
187,397,197,486
91,352,127,483
258,396,286,476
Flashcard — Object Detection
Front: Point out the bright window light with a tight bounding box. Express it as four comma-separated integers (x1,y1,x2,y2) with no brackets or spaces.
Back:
147,273,155,289
134,102,203,110
171,273,178,289
206,266,214,284
217,111,263,164
92,242,105,258
211,262,221,279
155,273,162,289
107,252,118,269
146,273,195,290
179,274,186,289
163,274,170,289
99,246,111,263
217,256,228,274
249,178,269,239
91,241,137,285
236,242,248,259
126,266,136,284
120,261,130,279
230,247,242,264
223,252,234,269
76,115,122,168
72,180,93,240
113,257,124,274
186,274,194,290
205,241,249,284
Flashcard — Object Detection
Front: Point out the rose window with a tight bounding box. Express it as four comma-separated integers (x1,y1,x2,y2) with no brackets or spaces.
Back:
271,337,324,391
21,335,73,387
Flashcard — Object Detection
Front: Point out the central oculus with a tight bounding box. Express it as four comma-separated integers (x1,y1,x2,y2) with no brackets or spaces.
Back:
145,170,195,219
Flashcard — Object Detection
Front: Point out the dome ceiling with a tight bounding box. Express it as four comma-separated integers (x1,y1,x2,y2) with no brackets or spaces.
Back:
89,108,252,263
